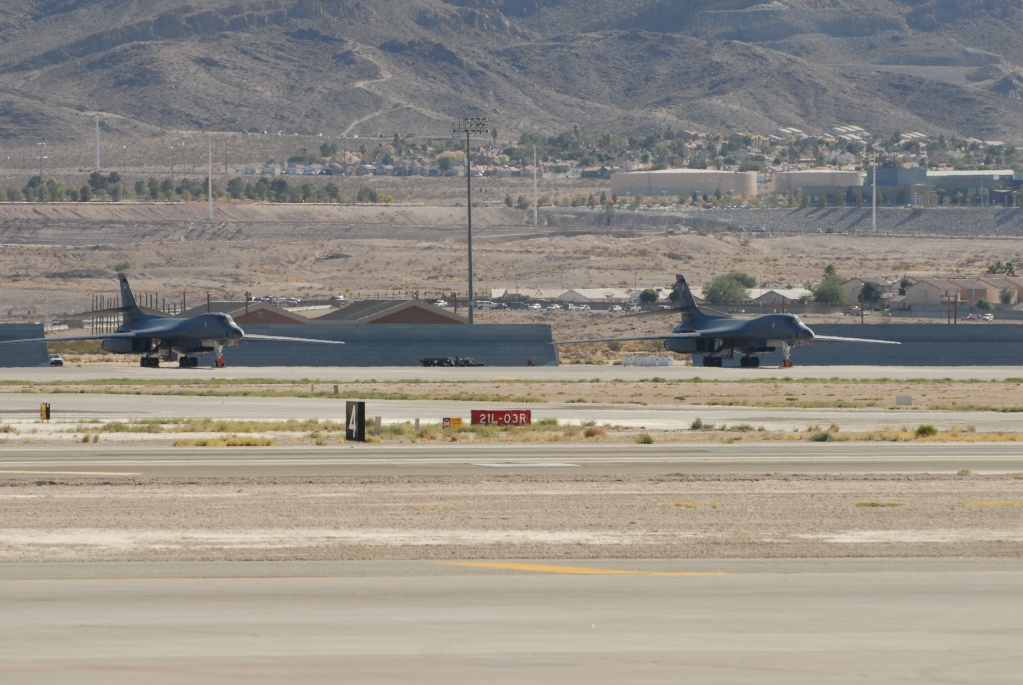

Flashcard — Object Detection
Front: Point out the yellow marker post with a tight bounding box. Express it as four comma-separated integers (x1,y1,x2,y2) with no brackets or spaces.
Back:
40,403,51,421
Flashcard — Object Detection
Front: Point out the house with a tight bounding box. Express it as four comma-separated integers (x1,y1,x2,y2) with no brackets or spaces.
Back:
902,278,960,310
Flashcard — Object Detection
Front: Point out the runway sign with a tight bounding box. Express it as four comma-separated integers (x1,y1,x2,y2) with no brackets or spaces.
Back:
471,410,531,426
346,401,366,442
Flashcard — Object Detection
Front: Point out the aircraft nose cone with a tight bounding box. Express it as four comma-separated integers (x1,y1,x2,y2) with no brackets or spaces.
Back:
229,325,244,341
799,324,815,341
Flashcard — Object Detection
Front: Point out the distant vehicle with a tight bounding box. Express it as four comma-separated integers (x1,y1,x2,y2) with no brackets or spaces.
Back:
48,353,63,367
555,274,898,368
432,300,448,307
526,303,542,310
493,302,508,310
546,304,561,312
729,308,746,314
508,302,528,310
752,226,767,233
567,304,590,311
474,300,497,310
844,307,863,316
962,313,980,320
982,313,994,321
628,305,643,313
609,305,623,313
420,356,484,367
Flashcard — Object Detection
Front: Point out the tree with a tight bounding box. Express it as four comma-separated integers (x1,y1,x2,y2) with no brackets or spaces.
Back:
703,274,750,304
812,280,847,306
726,271,757,288
638,288,660,303
859,282,883,308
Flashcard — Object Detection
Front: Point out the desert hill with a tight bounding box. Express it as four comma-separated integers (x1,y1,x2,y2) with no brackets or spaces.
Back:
0,0,1021,157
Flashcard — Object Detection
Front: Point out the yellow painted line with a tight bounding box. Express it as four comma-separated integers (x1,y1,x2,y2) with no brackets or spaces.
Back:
963,501,1023,507
0,470,141,476
441,561,726,576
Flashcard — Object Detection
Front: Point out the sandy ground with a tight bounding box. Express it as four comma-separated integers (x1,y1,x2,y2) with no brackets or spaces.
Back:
2,474,1021,563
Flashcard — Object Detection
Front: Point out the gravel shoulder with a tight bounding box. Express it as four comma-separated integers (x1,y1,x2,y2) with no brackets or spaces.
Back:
2,474,1020,563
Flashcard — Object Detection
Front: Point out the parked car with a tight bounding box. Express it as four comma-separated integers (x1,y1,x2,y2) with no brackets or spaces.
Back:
981,313,994,321
526,303,542,310
48,354,64,367
432,300,448,307
628,305,642,313
608,305,623,313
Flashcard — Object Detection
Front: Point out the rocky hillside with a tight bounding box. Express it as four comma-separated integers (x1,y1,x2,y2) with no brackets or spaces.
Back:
0,0,1021,149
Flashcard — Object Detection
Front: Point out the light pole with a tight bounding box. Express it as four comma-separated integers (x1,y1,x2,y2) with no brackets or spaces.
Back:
36,142,47,179
451,116,489,323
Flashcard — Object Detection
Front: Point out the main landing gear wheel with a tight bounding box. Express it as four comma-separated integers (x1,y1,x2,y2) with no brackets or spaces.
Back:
178,356,199,368
739,355,760,368
140,357,159,368
702,356,724,368
215,357,225,368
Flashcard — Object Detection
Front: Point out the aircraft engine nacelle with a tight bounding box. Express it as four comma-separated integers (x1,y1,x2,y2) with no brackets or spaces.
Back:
664,338,713,354
102,339,149,354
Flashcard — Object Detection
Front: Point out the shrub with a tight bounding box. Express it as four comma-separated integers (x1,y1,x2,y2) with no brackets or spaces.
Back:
636,433,654,444
915,424,938,438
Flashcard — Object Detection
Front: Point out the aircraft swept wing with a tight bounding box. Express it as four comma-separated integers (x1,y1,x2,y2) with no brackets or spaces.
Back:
0,274,343,368
555,274,899,368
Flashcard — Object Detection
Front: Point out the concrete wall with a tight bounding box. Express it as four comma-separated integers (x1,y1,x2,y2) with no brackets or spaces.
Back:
795,324,1023,366
611,170,757,198
0,324,49,367
224,323,557,367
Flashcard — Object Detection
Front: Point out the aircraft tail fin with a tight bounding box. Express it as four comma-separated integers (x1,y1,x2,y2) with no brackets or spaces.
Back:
674,274,705,323
117,273,145,323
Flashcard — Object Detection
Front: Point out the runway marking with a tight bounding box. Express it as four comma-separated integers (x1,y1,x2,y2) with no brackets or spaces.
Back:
441,561,726,576
0,470,141,476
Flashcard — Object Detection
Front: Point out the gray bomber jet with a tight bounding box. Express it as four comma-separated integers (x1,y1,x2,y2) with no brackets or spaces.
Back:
1,274,343,368
556,274,898,367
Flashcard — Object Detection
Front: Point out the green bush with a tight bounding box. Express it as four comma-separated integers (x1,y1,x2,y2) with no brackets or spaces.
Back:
915,424,938,437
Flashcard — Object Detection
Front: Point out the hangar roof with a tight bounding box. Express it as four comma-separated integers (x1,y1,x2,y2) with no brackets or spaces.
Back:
314,300,467,325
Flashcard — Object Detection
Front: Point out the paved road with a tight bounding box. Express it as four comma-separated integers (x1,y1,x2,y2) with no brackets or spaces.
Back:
1,442,1022,478
6,363,1023,382
1,559,1019,685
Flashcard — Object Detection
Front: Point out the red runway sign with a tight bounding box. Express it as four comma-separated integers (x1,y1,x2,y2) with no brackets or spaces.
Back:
471,410,532,426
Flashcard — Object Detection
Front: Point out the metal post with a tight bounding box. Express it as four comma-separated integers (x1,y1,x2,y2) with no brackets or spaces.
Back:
452,116,489,323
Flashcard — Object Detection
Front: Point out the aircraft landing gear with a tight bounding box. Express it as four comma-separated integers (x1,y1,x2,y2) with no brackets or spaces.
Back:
783,359,793,368
178,356,199,368
141,356,160,368
215,357,225,368
739,355,760,368
702,356,724,367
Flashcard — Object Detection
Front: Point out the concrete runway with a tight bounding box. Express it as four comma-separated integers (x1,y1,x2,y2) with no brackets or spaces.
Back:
2,443,1023,478
2,365,1022,684
1,559,1020,685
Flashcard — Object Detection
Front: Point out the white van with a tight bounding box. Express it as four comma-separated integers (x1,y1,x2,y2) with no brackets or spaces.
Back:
474,300,496,309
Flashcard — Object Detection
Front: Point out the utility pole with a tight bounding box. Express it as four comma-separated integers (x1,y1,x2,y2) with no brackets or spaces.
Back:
207,137,214,221
451,116,489,324
533,145,538,227
95,116,101,171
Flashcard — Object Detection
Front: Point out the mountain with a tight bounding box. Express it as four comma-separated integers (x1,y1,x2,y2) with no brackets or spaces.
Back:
0,0,1022,148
